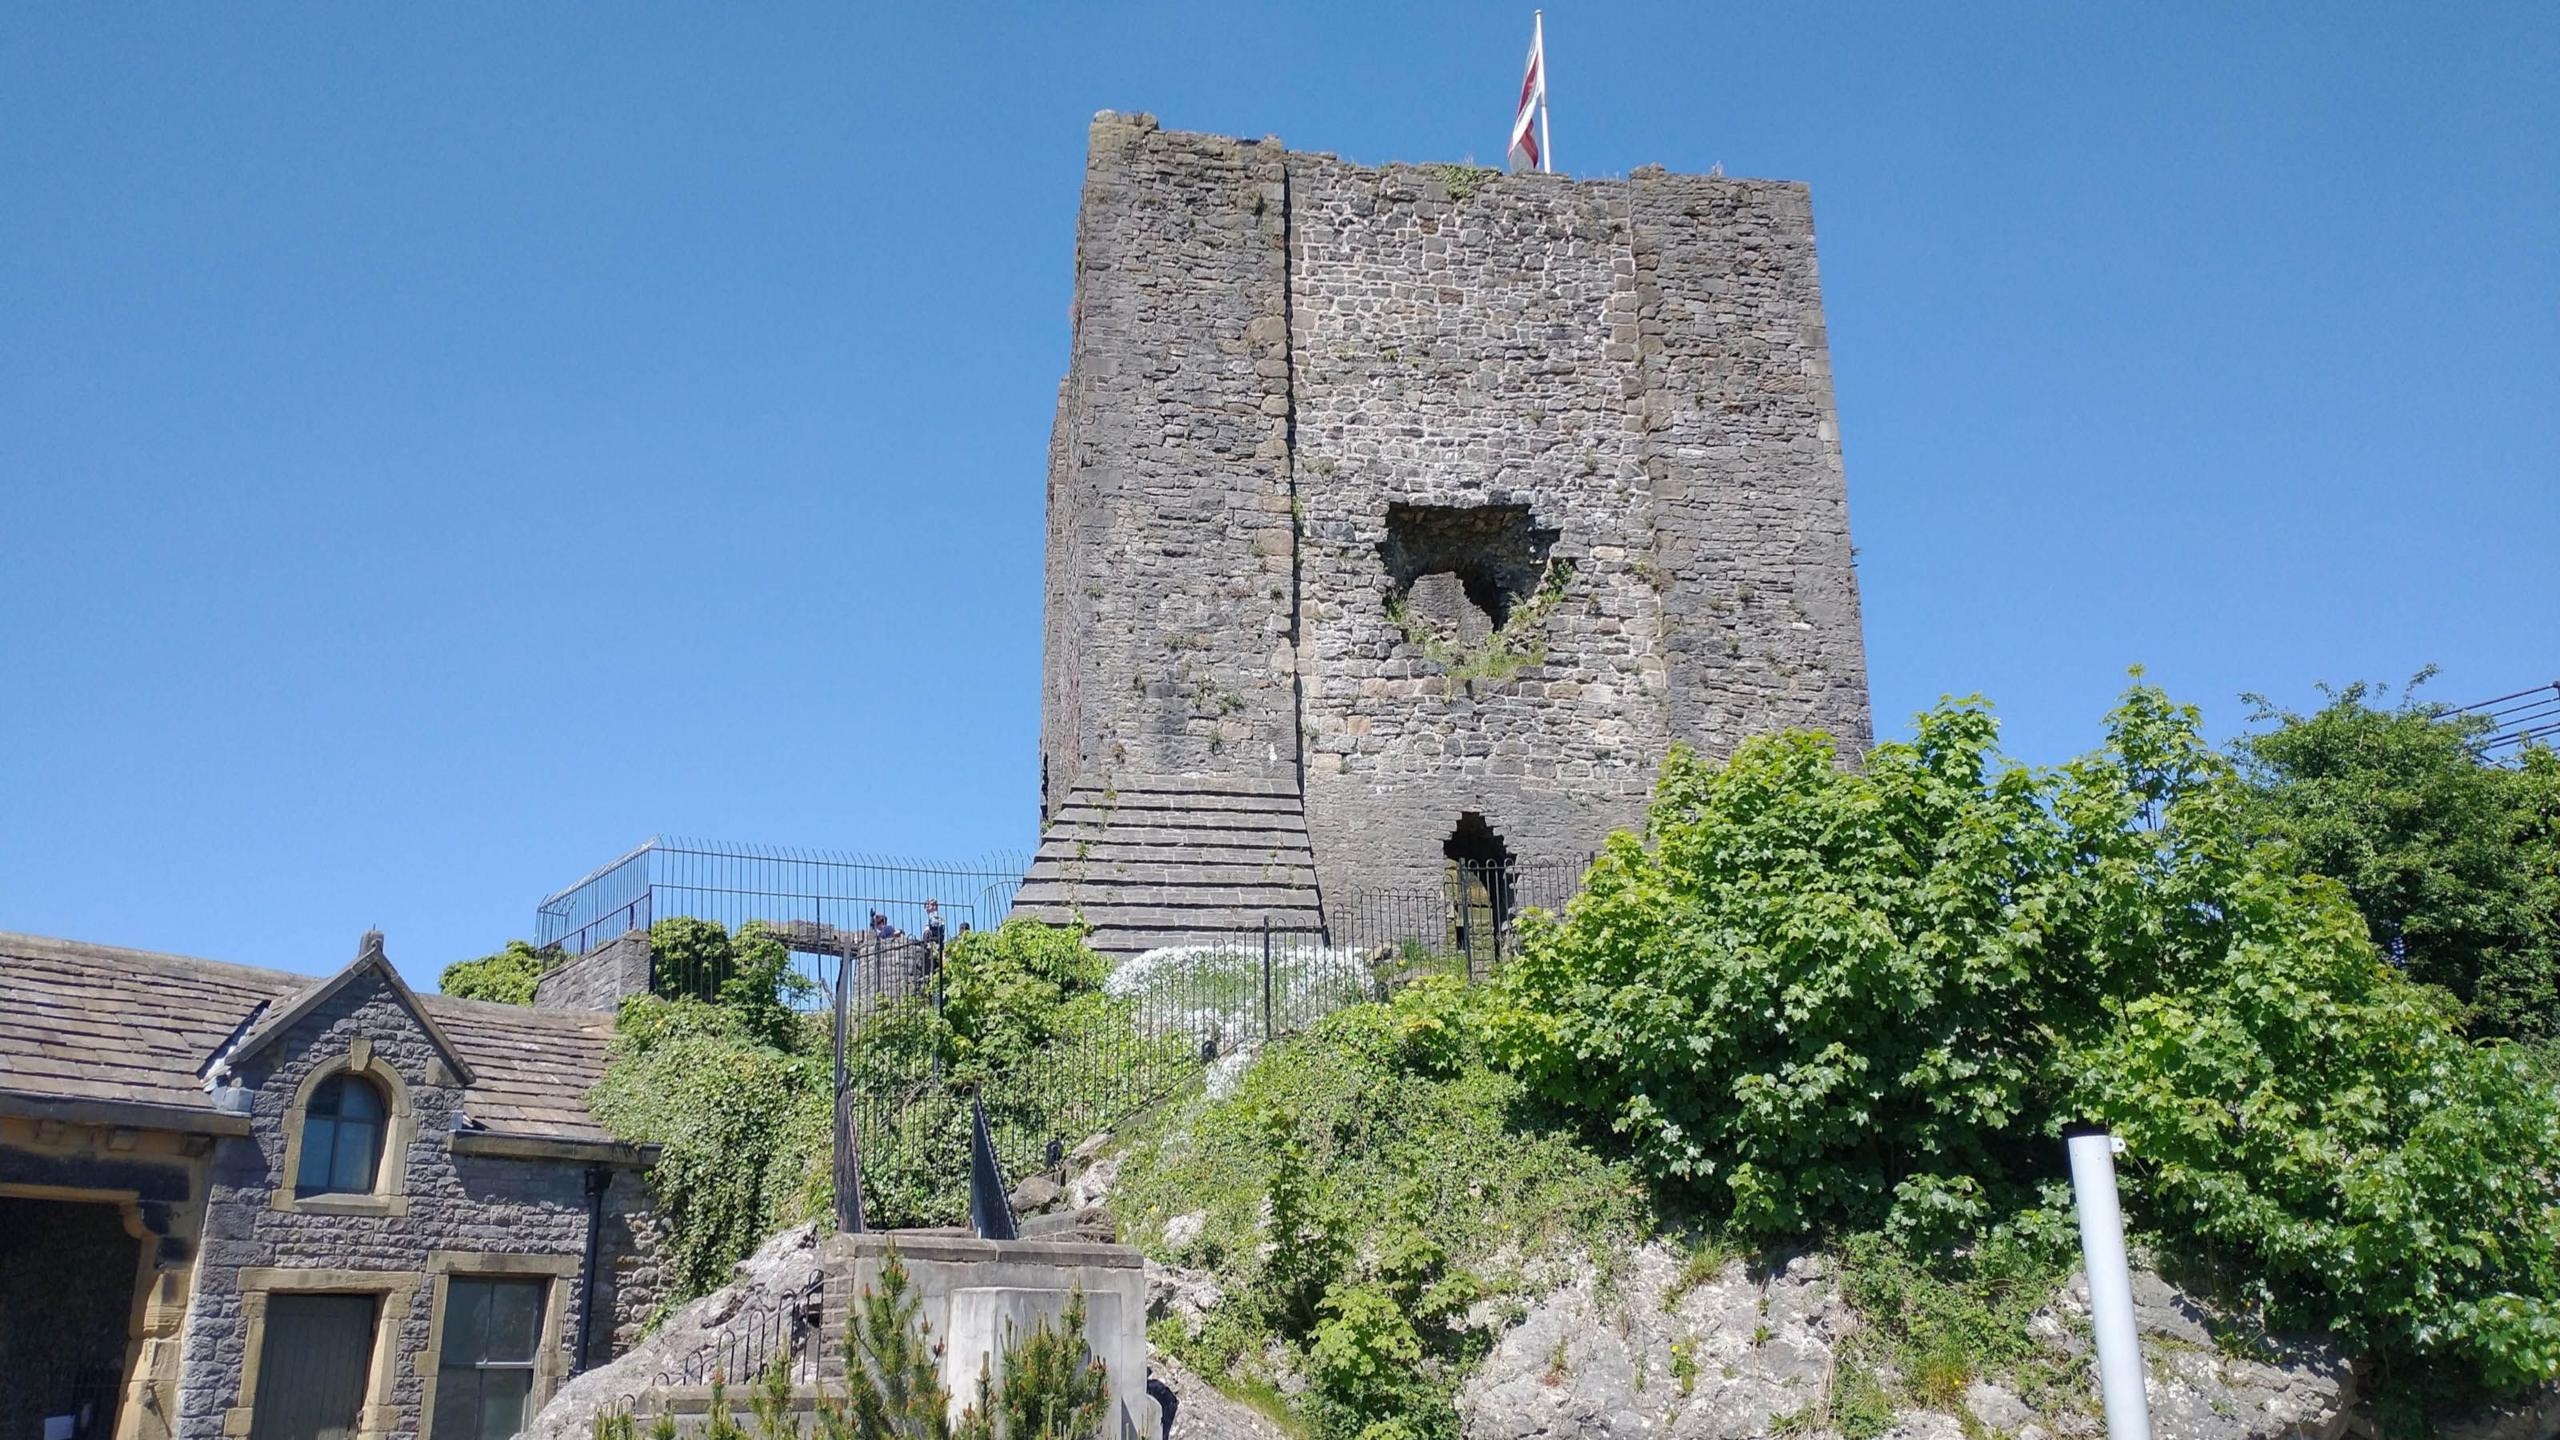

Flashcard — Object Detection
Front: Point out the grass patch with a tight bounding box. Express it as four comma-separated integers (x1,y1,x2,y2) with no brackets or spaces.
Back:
1830,1229,2080,1427
1384,558,1577,687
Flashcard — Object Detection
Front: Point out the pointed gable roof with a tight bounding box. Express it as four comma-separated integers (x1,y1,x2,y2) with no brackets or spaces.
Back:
224,929,478,1086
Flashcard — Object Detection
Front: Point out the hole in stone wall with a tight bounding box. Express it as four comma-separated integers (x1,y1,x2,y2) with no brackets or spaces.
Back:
1376,503,1561,637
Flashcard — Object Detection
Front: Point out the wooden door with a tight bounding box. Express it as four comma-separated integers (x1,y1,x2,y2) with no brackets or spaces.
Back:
248,1294,378,1440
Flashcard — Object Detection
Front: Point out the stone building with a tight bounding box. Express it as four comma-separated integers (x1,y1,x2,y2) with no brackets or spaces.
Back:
0,930,659,1440
1020,113,1872,955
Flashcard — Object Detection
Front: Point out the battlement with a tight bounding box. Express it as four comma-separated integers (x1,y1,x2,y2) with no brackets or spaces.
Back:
1035,114,1870,929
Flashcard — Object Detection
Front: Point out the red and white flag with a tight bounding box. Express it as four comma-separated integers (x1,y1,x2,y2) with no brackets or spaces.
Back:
1508,12,1549,173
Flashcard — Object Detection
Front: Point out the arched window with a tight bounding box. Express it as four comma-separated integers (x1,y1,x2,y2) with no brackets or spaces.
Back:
295,1073,388,1196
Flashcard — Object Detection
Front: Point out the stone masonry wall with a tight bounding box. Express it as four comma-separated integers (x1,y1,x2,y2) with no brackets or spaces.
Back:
1038,114,1870,936
1628,173,1870,758
1287,155,1671,904
1039,113,1300,812
173,972,642,1440
593,1170,666,1369
532,931,650,1012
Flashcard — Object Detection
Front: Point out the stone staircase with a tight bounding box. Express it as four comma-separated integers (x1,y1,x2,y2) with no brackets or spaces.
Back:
1013,773,1326,958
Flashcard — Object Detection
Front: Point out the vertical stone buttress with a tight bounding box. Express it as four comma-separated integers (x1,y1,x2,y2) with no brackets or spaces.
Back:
1038,114,1298,806
1021,116,1323,956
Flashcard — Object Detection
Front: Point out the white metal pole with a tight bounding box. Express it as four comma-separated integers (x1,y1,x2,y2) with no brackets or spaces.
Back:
1536,11,1552,173
2066,1124,2153,1440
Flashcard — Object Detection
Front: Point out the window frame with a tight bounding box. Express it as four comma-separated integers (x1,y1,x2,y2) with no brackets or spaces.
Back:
431,1275,547,1440
271,1039,415,1218
419,1253,580,1440
224,1268,419,1440
295,1073,389,1197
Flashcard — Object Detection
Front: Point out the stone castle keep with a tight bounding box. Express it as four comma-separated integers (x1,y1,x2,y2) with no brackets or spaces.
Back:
1017,113,1873,956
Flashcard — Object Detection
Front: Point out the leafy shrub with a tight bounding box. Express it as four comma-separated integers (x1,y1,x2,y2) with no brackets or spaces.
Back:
940,920,1111,1068
1501,698,2091,1240
1116,979,1642,1439
2066,906,2560,1389
438,939,548,1005
1501,680,2560,1392
649,917,812,1049
588,992,830,1301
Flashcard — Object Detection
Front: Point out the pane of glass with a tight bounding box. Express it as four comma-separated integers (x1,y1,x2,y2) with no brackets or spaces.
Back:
297,1117,339,1192
477,1369,535,1440
432,1368,481,1440
441,1279,492,1364
310,1077,346,1119
338,1079,385,1122
482,1279,543,1363
330,1118,381,1193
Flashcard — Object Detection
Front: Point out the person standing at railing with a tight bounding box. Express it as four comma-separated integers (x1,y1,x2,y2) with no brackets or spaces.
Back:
921,899,947,947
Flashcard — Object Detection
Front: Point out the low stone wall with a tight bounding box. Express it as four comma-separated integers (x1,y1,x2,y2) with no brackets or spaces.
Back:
535,932,652,1012
529,1226,1160,1439
824,1231,1158,1437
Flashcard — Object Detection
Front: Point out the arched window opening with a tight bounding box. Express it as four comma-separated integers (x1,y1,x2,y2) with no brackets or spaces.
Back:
296,1073,388,1196
1444,814,1517,972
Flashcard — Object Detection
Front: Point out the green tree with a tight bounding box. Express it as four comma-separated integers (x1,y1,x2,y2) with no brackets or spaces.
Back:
1502,681,2560,1391
1500,699,2096,1240
437,939,549,1005
835,1244,960,1439
958,1292,1111,1440
2234,677,2560,1040
826,1244,1112,1440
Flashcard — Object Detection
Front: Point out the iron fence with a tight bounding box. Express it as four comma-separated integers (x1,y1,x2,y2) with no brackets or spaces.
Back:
535,838,1026,1009
650,1273,827,1389
2455,679,2560,764
531,837,1592,1230
836,857,1590,1231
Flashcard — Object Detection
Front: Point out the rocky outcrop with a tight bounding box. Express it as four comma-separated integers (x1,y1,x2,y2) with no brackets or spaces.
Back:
1152,1352,1298,1440
1456,1241,2369,1440
525,1224,827,1440
1461,1245,1847,1440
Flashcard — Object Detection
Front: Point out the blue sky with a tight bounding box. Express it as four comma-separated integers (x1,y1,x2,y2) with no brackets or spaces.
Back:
3,4,2553,989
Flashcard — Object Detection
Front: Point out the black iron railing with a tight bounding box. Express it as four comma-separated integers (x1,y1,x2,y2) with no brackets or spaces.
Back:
535,838,1026,1010
834,858,1588,1232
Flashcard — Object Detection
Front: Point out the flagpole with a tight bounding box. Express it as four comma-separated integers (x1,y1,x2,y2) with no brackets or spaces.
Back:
1536,12,1551,173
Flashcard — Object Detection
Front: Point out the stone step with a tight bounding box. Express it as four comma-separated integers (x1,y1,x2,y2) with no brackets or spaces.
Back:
1030,838,1315,866
1078,773,1299,799
1017,881,1319,912
1047,801,1310,830
1055,785,1307,812
1017,772,1324,955
1015,901,1326,932
1025,858,1318,887
1036,823,1311,851
1079,925,1328,957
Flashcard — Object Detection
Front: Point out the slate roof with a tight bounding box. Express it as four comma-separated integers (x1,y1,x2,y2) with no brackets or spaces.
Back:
0,931,622,1146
